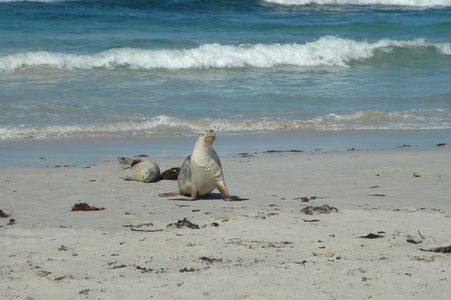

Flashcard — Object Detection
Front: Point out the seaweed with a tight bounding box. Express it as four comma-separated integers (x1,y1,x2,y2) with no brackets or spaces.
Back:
301,205,338,215
167,218,200,229
71,203,105,211
358,233,384,239
159,167,180,180
0,209,11,218
420,245,451,254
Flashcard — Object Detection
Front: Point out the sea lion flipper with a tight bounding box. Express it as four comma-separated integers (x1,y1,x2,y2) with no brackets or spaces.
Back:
117,157,134,165
130,159,141,168
224,196,249,201
218,182,248,201
189,184,197,200
217,182,232,200
159,192,180,197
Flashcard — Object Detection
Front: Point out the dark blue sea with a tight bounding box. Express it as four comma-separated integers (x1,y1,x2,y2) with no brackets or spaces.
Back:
0,0,450,166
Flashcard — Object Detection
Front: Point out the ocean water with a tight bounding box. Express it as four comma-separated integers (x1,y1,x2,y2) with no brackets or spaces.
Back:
0,0,450,166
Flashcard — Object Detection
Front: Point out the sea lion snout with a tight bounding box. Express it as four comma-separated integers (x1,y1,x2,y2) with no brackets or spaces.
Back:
144,169,160,183
203,129,215,143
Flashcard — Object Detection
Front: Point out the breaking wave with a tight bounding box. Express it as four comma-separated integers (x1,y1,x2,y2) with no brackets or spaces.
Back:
263,0,451,8
0,0,76,2
1,110,450,141
1,37,449,73
2,0,450,7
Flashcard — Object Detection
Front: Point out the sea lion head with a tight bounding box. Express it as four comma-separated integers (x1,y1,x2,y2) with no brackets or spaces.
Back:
196,130,215,147
143,169,159,183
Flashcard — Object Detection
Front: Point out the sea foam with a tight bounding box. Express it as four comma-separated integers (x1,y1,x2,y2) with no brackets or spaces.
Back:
1,0,449,6
1,110,450,141
0,0,73,2
263,0,451,8
0,37,449,73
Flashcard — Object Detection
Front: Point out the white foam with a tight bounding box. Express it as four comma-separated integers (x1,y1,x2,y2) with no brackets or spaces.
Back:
1,0,449,6
1,37,449,73
263,0,451,8
1,111,450,141
437,42,451,55
0,0,76,2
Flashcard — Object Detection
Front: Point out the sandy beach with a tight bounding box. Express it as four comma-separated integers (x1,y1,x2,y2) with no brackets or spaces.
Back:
1,148,450,299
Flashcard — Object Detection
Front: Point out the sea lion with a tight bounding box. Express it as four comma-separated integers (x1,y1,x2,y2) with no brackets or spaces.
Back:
118,157,161,183
159,130,247,201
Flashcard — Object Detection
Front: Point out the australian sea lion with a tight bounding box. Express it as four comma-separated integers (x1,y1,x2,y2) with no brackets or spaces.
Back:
118,157,160,183
159,130,247,201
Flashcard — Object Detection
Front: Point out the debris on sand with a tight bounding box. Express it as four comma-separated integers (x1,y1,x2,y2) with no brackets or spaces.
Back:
124,222,164,232
54,275,75,281
34,271,52,277
238,152,253,158
313,250,335,257
198,256,231,264
58,245,71,251
263,149,303,153
358,233,384,239
179,267,196,273
294,196,318,202
134,265,153,273
420,245,451,254
0,209,11,218
167,218,200,229
159,167,180,180
71,203,105,211
406,239,422,244
301,205,338,215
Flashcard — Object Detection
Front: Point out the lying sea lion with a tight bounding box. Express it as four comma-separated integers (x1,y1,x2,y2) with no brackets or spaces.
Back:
118,157,160,183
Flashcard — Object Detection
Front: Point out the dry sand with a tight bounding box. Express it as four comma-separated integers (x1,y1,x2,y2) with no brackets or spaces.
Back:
1,149,450,299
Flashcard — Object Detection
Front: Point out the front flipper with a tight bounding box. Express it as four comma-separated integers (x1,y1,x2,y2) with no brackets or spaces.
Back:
158,192,181,197
167,197,198,201
189,184,197,200
224,196,249,201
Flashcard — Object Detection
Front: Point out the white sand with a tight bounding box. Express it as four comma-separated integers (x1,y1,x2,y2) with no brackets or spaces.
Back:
1,149,450,299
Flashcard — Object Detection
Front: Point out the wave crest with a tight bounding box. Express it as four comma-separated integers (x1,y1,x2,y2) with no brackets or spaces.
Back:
1,111,450,141
1,37,448,73
263,0,451,8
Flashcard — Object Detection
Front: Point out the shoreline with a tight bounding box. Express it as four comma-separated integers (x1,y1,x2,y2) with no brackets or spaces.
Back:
1,128,449,168
1,148,450,298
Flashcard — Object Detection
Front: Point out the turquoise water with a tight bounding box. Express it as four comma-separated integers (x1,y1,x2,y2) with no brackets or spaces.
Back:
0,0,450,166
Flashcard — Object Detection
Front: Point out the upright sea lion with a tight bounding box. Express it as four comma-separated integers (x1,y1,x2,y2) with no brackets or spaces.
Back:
118,157,161,183
159,130,247,201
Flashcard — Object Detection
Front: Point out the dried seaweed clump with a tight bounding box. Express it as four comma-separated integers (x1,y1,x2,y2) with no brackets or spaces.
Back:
264,149,303,153
71,203,105,211
301,205,338,215
0,209,11,218
359,233,384,239
167,218,199,229
159,167,180,180
420,245,451,254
